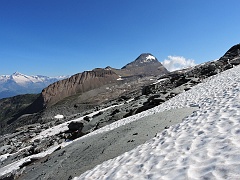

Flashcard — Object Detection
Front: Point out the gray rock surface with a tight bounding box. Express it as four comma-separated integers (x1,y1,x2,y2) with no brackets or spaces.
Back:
17,107,197,180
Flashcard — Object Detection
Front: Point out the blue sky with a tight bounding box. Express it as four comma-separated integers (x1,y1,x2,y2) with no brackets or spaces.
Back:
0,0,240,76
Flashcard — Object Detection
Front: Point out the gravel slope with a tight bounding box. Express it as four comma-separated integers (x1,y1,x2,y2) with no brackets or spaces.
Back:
18,107,197,180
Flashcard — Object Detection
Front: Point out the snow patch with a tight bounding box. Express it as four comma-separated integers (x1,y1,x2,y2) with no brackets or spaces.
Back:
0,145,60,177
152,78,168,85
117,76,123,81
54,114,64,119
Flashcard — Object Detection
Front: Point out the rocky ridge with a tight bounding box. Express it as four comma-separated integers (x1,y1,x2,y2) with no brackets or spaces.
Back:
41,68,119,107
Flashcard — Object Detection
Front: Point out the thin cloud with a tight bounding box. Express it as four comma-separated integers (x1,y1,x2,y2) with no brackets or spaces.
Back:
162,56,196,72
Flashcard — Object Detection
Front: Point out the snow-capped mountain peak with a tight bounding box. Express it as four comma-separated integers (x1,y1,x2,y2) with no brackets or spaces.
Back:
0,72,68,99
121,53,162,69
135,53,158,64
10,72,35,85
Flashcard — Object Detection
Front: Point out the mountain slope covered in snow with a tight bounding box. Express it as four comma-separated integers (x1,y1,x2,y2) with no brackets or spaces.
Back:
76,63,240,180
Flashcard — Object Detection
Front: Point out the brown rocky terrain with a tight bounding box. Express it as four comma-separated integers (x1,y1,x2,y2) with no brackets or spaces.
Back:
41,68,119,107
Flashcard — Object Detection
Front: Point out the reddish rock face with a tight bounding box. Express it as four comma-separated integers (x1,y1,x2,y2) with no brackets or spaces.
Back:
41,69,119,107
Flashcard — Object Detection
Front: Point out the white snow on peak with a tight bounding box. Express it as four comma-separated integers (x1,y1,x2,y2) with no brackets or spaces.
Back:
11,73,36,85
0,72,67,90
140,55,156,63
74,65,240,179
0,75,10,83
145,54,156,61
0,72,68,85
10,72,62,85
0,72,69,98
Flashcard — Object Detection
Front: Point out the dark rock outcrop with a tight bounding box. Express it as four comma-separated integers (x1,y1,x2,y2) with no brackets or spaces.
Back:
219,44,240,63
68,121,84,132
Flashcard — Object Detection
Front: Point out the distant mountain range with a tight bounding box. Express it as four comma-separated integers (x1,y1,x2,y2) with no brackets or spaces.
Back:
0,72,68,99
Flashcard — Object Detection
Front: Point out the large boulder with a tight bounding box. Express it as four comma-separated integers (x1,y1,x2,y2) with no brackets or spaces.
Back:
68,121,84,132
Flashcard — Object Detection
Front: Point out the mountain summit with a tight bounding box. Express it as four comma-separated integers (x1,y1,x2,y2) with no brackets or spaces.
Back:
122,53,159,69
120,53,168,77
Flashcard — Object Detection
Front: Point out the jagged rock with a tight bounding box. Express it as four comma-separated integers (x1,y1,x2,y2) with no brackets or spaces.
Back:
0,172,15,180
230,58,240,66
152,97,166,105
219,44,240,63
83,116,91,122
111,109,121,116
0,145,14,155
119,95,131,101
68,122,84,132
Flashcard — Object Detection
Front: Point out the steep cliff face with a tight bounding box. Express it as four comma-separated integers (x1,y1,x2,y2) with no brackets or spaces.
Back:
41,68,119,107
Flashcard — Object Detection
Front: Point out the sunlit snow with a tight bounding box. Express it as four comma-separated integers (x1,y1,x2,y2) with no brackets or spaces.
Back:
75,65,240,179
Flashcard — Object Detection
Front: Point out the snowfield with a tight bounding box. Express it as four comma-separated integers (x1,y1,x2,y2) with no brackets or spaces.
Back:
74,65,240,179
